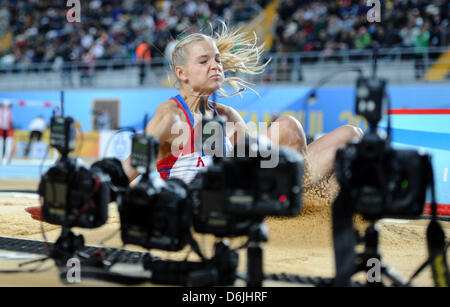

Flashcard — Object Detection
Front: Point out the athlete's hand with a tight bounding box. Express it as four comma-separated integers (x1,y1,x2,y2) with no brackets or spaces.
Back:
24,205,57,225
25,205,42,221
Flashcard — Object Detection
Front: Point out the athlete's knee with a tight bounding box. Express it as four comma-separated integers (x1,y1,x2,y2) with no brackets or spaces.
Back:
270,115,307,153
271,115,306,139
273,115,304,132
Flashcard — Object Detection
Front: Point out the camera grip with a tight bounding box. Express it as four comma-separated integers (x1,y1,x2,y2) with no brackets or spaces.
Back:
92,158,129,200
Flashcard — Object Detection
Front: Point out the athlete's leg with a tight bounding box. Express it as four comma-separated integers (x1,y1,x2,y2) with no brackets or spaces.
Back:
306,125,363,183
265,115,311,176
0,137,4,160
3,137,13,164
266,115,363,185
266,115,308,155
25,131,35,157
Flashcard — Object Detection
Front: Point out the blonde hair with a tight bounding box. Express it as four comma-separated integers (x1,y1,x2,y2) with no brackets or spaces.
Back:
169,23,269,97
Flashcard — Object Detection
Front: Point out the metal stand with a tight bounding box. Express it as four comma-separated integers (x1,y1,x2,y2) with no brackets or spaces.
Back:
355,222,407,287
50,227,85,264
246,222,268,287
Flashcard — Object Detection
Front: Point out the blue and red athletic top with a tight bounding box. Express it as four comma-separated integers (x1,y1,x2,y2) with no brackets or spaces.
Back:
156,95,233,184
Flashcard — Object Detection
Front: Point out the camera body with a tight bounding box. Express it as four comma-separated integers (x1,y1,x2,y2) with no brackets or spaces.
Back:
334,132,429,220
119,174,189,251
39,115,111,228
191,137,304,237
118,134,190,251
39,157,111,227
333,76,430,220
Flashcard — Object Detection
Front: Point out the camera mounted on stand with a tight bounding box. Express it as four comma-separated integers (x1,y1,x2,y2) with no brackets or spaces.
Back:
189,114,305,286
38,111,113,272
116,113,305,286
41,116,111,229
116,128,239,286
335,77,430,220
118,133,191,251
331,55,445,286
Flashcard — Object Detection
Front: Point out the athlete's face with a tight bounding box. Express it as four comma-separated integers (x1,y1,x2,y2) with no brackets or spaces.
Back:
178,39,224,93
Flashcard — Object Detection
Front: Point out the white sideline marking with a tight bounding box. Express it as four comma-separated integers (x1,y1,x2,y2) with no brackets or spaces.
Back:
380,219,410,224
0,253,36,260
0,192,39,199
444,168,448,182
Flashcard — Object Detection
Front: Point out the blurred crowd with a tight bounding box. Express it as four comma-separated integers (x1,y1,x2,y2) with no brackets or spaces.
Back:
0,0,448,71
0,0,267,68
272,0,449,54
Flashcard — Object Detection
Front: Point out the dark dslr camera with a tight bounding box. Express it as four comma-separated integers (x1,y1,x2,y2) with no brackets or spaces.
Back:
334,76,430,220
191,119,304,237
118,134,190,251
39,116,111,228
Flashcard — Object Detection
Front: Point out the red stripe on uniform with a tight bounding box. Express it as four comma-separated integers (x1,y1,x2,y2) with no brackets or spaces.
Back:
170,97,195,153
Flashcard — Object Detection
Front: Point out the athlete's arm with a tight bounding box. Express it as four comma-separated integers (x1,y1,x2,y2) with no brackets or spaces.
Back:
122,101,183,182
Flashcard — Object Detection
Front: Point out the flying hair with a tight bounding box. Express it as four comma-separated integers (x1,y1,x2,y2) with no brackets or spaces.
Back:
168,22,270,97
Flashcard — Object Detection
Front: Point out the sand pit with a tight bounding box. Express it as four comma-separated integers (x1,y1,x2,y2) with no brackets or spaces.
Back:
0,178,448,287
